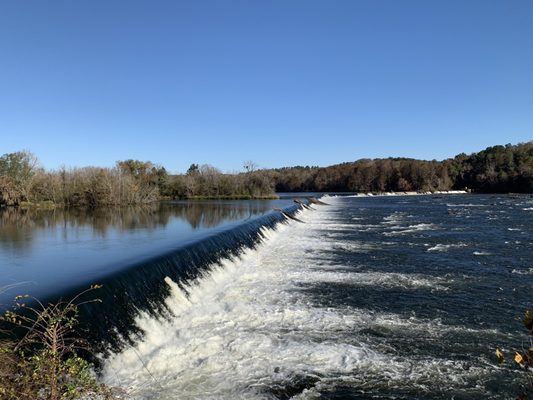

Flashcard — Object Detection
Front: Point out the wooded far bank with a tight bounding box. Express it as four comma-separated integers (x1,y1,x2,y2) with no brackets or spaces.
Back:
0,141,531,207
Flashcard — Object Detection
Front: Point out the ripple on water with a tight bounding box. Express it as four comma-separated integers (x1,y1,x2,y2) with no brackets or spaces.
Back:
101,195,532,399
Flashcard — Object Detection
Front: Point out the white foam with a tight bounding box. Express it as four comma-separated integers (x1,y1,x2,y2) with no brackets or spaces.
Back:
327,240,378,252
446,204,488,207
100,201,495,399
381,212,407,225
383,223,437,236
101,220,391,398
427,243,468,252
511,268,533,275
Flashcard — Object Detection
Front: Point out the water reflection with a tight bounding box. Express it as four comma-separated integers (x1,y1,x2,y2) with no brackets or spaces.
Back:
0,199,292,304
0,200,285,250
170,201,274,229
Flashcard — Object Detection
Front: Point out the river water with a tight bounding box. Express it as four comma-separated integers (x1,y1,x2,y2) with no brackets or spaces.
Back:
94,194,533,399
2,194,532,398
0,199,293,305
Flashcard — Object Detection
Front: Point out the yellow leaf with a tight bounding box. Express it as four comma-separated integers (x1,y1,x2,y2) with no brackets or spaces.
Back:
495,348,504,363
515,352,524,365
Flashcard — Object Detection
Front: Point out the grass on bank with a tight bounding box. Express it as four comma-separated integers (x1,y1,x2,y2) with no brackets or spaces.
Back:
18,200,58,209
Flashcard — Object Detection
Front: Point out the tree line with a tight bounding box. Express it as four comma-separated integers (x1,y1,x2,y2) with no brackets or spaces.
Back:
271,141,533,193
0,153,276,207
0,155,167,207
163,163,275,200
0,142,531,207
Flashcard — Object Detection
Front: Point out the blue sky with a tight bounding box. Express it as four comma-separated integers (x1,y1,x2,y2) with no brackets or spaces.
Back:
0,0,532,173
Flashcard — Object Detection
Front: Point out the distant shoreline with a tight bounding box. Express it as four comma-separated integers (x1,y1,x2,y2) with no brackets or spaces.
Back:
346,190,468,197
8,190,533,210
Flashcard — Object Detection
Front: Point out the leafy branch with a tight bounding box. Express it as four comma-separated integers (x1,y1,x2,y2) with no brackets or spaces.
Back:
0,284,114,400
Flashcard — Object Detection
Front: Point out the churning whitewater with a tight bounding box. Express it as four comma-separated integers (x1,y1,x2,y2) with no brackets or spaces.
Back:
101,194,533,399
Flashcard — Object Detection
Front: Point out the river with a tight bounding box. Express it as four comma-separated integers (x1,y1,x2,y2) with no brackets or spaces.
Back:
2,194,533,398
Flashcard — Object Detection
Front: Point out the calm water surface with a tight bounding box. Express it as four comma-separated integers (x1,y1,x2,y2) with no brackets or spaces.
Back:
0,199,292,304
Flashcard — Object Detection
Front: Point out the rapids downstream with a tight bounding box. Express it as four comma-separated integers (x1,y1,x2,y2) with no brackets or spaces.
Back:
97,194,533,399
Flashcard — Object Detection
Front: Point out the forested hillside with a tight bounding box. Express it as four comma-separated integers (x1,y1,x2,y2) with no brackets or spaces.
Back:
451,142,533,193
272,142,533,193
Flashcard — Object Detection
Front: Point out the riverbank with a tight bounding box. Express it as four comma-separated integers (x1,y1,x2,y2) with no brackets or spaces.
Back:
180,194,280,200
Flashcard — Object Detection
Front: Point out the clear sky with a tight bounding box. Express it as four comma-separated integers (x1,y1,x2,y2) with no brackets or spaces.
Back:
0,0,532,173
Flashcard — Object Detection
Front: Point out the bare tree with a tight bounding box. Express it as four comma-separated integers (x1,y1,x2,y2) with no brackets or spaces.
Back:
243,160,258,173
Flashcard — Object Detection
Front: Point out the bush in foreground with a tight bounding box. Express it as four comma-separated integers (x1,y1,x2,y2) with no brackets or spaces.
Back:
0,286,116,400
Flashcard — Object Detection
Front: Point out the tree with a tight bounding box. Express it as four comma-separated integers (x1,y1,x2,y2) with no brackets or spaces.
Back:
117,159,154,179
0,176,23,206
116,160,161,204
186,164,199,175
243,160,258,173
0,151,39,201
